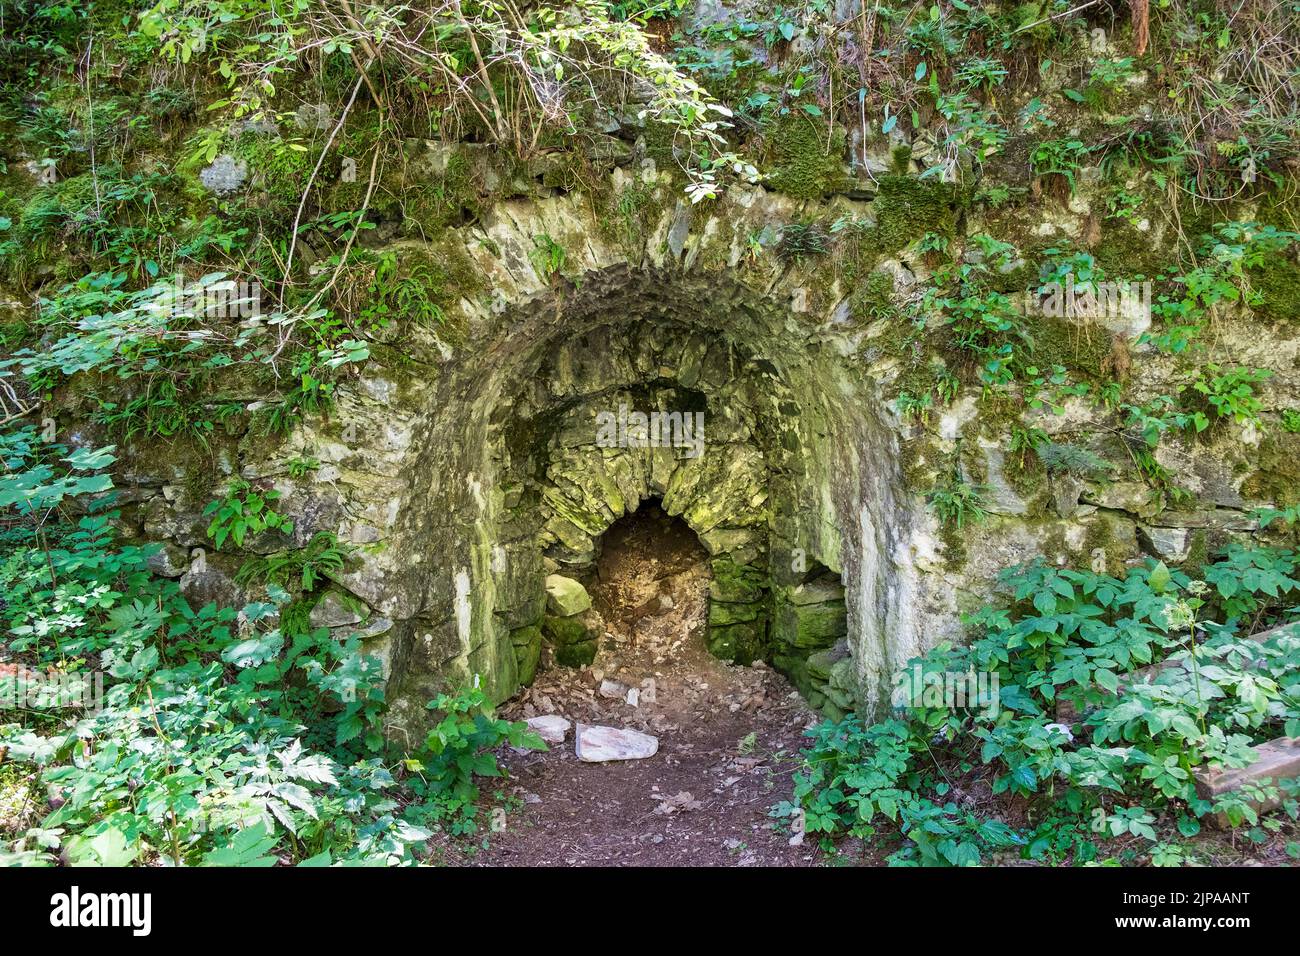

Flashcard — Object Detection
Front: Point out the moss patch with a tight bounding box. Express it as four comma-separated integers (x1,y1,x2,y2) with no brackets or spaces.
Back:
1024,313,1117,381
1249,257,1300,325
1242,430,1300,506
848,269,900,322
859,174,961,262
761,114,847,200
1093,220,1167,280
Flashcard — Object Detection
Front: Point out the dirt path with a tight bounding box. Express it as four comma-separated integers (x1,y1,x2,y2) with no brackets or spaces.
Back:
468,507,821,866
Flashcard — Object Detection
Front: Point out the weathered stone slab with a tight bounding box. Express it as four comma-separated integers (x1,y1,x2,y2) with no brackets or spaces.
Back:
1137,525,1191,562
310,591,364,629
598,679,628,699
525,714,571,743
786,577,847,606
575,724,659,762
1194,736,1300,828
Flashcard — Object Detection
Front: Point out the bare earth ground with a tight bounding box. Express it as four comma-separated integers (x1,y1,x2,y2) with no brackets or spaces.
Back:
460,508,824,867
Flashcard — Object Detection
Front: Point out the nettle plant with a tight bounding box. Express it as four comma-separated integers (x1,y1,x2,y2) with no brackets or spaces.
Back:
779,554,1300,866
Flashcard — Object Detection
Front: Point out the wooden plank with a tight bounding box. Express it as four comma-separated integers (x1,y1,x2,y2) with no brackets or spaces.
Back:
1193,736,1300,828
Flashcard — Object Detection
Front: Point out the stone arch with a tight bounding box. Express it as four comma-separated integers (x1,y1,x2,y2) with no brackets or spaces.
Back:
330,187,932,736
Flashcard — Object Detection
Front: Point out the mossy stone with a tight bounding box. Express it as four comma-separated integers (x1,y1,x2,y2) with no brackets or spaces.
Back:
706,620,767,665
1093,220,1166,279
554,639,597,668
1242,431,1300,506
467,638,518,705
820,701,847,722
707,600,764,626
772,652,812,695
806,643,849,681
762,114,847,200
511,625,544,686
773,598,849,649
1023,313,1116,382
544,574,592,616
709,556,767,603
542,614,590,647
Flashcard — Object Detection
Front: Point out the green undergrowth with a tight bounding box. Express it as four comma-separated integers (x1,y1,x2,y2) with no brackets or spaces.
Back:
778,556,1300,866
0,429,544,866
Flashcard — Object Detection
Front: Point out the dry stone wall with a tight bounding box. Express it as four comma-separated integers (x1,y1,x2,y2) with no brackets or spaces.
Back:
101,152,1300,739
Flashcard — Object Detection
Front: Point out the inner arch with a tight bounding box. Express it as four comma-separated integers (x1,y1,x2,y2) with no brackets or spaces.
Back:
590,501,712,662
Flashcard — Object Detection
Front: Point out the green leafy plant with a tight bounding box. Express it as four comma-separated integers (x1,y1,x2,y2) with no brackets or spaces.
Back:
235,531,351,591
1008,425,1049,466
285,455,320,479
1063,58,1136,110
0,431,542,865
530,234,567,282
782,553,1300,866
1030,138,1089,193
404,686,546,832
1185,365,1271,429
927,474,988,529
204,479,295,549
359,251,446,330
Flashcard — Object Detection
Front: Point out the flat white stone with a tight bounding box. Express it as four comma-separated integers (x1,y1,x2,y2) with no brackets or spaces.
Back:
575,724,659,762
525,715,572,743
598,679,628,699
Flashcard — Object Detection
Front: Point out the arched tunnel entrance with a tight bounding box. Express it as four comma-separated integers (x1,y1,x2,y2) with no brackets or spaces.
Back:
492,497,828,866
380,264,925,739
536,497,852,718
